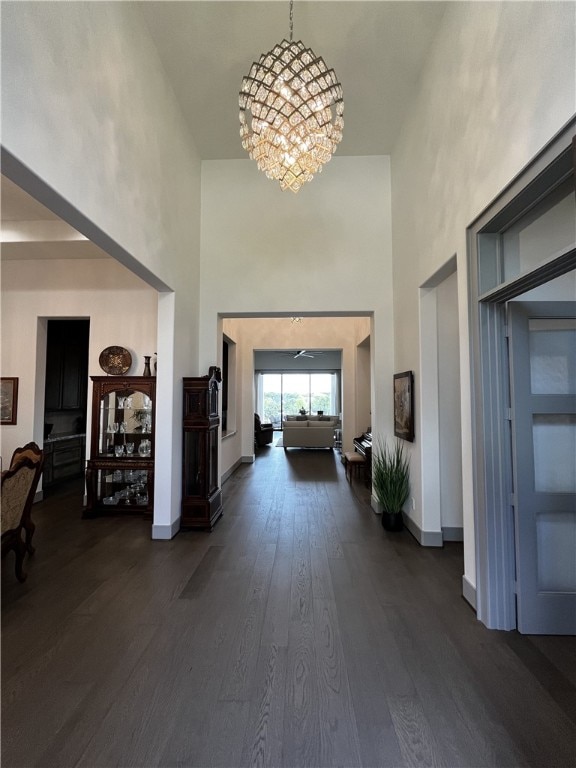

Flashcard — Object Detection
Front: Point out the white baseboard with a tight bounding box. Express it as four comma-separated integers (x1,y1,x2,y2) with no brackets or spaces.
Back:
151,519,180,540
442,526,464,542
462,574,477,610
222,457,243,483
403,513,443,547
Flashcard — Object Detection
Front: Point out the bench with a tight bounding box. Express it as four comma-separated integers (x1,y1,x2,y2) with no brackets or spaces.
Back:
344,451,366,483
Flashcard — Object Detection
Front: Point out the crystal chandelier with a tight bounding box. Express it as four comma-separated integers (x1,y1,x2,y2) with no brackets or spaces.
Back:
239,0,344,193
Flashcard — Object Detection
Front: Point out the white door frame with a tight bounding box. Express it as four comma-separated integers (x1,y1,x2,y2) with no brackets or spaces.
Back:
419,255,458,547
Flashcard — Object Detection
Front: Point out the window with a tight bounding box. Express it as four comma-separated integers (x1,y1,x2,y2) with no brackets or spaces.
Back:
257,372,340,428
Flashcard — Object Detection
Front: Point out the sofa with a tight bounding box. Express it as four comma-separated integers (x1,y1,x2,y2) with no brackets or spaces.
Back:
282,415,338,449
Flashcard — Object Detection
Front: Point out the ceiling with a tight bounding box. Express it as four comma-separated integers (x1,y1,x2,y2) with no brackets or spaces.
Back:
1,176,59,222
1,176,110,260
1,1,448,258
140,1,447,158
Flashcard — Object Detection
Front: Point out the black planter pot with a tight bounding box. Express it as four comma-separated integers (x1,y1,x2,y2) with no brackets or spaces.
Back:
381,510,403,532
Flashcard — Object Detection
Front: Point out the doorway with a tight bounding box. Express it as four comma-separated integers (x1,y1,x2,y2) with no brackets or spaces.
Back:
220,315,375,479
42,319,89,495
468,118,575,632
420,256,463,547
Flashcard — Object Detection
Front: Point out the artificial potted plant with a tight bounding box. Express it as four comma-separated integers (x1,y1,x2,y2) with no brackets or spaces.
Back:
372,438,410,531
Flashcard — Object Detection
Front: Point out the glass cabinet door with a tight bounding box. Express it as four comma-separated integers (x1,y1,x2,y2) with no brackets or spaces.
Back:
183,430,202,496
209,428,218,494
98,389,154,457
96,467,151,508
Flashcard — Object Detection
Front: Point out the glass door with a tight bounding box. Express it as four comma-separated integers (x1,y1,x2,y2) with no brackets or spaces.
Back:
282,373,310,417
508,301,576,634
260,371,340,426
97,388,154,458
261,373,282,428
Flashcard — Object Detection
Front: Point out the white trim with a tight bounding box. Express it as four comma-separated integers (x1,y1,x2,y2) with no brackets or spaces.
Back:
419,285,442,532
442,526,464,542
151,519,180,540
222,457,242,483
403,513,443,547
462,574,477,610
419,254,458,538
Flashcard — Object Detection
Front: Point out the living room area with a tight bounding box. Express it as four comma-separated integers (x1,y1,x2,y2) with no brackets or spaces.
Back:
255,349,342,450
219,316,372,478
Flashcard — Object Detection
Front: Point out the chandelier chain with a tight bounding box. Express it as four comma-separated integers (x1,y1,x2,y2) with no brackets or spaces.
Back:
289,0,293,42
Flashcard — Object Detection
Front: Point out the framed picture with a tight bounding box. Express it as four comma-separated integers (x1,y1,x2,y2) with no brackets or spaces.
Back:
0,377,19,425
393,370,414,442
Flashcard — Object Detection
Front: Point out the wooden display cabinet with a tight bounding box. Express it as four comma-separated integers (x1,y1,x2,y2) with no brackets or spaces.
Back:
85,376,155,518
181,368,223,531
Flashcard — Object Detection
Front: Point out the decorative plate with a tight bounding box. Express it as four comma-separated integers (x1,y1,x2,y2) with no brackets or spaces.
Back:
99,346,132,376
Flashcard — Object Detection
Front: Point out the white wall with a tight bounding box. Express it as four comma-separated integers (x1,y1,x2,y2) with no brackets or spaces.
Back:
219,320,243,478
437,271,462,531
356,338,372,436
1,2,202,535
0,259,157,480
391,1,576,591
201,155,394,473
220,316,371,477
1,2,199,291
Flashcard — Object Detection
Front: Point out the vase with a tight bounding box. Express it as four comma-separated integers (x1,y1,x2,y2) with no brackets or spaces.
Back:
381,510,404,532
143,356,152,377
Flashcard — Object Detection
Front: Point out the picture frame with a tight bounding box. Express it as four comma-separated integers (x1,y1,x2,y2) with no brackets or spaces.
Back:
393,370,414,442
0,377,19,425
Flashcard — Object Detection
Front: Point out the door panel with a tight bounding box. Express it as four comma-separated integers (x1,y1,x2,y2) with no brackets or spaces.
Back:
508,302,576,634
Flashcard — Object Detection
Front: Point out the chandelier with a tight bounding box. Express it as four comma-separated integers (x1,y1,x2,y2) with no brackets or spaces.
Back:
239,0,344,193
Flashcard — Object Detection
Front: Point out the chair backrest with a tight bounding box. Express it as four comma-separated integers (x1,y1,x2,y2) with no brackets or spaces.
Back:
10,441,43,472
1,459,40,534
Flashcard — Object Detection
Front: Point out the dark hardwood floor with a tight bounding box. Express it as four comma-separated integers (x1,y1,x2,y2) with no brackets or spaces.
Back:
2,445,575,768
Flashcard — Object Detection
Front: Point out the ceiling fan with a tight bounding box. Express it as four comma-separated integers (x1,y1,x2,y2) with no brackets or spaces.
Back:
280,350,325,359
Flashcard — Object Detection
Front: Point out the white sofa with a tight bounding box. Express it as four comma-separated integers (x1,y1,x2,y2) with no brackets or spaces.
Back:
282,416,337,449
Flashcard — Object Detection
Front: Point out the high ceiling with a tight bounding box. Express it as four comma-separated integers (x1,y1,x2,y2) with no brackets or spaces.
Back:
1,1,448,258
140,1,447,158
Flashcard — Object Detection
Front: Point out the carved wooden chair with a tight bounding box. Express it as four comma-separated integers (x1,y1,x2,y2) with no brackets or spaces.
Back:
9,442,44,554
1,443,44,581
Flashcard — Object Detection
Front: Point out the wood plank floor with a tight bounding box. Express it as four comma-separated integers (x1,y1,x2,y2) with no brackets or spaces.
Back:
2,444,576,768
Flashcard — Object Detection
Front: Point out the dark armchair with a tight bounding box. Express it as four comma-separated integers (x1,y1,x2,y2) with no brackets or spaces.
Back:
254,414,274,447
